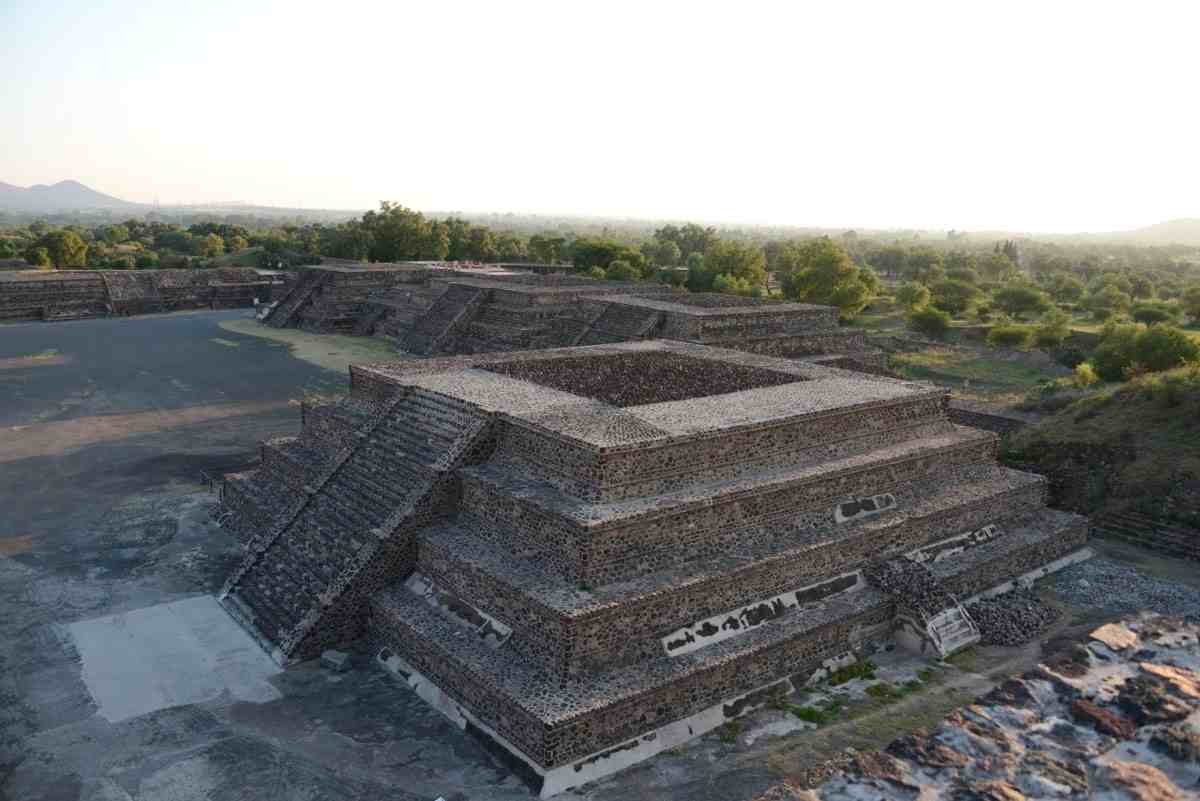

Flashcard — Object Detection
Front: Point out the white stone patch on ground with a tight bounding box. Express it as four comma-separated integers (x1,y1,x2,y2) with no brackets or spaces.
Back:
740,713,815,745
68,594,281,722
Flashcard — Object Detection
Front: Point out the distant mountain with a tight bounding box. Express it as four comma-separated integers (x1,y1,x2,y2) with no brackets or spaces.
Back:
0,180,142,212
1121,218,1200,246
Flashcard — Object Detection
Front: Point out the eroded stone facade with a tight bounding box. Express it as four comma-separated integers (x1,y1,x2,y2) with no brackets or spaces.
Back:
220,338,1088,796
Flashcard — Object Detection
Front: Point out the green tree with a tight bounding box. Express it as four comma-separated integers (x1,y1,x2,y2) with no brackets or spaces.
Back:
895,281,931,310
1086,284,1132,320
40,230,88,268
868,245,907,277
654,223,717,262
227,235,249,253
1182,285,1200,322
779,238,870,317
651,240,682,266
993,285,1052,319
528,233,566,264
930,279,980,316
1049,275,1085,304
700,239,768,289
496,233,525,261
606,259,640,281
1091,322,1142,380
1131,302,1180,325
1033,308,1071,348
908,306,951,339
100,224,130,245
466,226,498,262
987,325,1033,349
198,233,225,258
946,267,981,285
25,246,52,268
1134,325,1200,372
980,252,1018,281
903,246,944,283
362,202,446,261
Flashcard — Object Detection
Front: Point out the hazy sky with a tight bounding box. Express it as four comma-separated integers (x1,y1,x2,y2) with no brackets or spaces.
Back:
3,0,1198,232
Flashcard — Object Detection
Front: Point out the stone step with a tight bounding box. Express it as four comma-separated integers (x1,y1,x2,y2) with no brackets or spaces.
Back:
929,507,1089,600
368,571,892,776
460,426,1002,584
222,389,493,664
416,463,1045,677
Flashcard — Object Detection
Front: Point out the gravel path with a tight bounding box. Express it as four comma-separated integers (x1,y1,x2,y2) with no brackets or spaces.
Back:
1046,556,1200,620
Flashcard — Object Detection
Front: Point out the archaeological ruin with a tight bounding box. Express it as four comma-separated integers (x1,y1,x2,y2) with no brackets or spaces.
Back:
219,328,1089,795
259,262,886,372
0,267,278,322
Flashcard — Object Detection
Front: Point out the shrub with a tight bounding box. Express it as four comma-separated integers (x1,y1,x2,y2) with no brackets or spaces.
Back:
585,266,606,280
1133,324,1200,372
993,285,1052,319
1054,346,1087,369
1073,362,1100,388
1092,322,1143,381
827,660,877,685
712,272,754,295
606,259,639,282
894,282,931,310
908,306,951,339
1131,302,1180,325
1033,308,1071,349
987,324,1033,350
931,279,980,316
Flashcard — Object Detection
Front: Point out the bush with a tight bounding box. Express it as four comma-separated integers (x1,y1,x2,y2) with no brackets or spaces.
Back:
712,272,754,295
1073,362,1100,388
1133,324,1200,372
1131,302,1180,325
606,259,639,282
908,306,951,339
1092,322,1142,381
993,285,1052,319
1033,308,1071,349
987,324,1033,349
930,279,980,316
585,266,606,280
1054,346,1087,369
1091,322,1200,381
894,281,931,310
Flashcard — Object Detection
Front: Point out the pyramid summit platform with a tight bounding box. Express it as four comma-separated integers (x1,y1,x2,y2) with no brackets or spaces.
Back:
219,338,1087,797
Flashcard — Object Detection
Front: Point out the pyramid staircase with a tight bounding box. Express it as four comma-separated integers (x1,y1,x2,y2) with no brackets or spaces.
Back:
263,269,325,328
401,285,486,355
220,389,492,663
577,303,663,345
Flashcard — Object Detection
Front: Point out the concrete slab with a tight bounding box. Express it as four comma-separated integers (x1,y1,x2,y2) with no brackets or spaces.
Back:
68,594,280,722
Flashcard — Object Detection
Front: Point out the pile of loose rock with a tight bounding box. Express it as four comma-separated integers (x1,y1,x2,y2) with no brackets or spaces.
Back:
863,558,955,618
968,588,1060,646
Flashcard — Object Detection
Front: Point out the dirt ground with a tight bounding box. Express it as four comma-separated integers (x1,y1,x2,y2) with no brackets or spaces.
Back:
1,311,1195,801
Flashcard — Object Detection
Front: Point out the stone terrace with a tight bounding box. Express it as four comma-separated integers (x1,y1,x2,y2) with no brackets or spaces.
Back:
263,264,882,373
222,340,1088,796
0,267,276,322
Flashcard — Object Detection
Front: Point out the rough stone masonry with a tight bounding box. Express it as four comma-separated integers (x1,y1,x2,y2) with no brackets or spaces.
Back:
219,306,1089,796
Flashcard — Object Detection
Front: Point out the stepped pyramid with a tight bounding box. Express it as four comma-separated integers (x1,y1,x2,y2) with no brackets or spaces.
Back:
220,339,1087,796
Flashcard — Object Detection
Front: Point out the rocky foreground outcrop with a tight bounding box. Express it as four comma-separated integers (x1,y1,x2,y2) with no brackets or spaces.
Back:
757,614,1200,801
